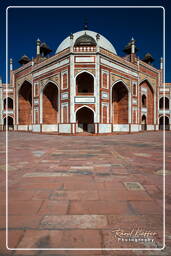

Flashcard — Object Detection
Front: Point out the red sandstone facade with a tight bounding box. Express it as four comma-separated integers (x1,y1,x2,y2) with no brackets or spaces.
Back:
0,29,170,133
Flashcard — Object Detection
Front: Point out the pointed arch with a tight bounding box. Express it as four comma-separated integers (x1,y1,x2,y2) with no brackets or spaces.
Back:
41,79,60,92
139,78,154,125
159,115,170,130
76,106,94,133
3,116,14,130
75,105,95,114
159,97,169,109
111,79,130,92
76,71,94,95
141,114,147,131
112,80,128,124
18,79,32,91
139,78,154,93
43,81,59,124
4,97,13,109
75,70,95,79
18,80,32,124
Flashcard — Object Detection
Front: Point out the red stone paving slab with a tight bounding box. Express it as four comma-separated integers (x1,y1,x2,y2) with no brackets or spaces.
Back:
97,190,152,201
58,230,102,250
50,190,99,201
8,215,42,228
130,201,163,215
8,191,36,201
8,200,43,215
31,191,52,200
40,215,108,229
37,200,69,215
63,181,98,191
10,182,64,191
69,200,129,215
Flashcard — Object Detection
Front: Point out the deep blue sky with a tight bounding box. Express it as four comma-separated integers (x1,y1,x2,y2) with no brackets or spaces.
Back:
0,0,170,82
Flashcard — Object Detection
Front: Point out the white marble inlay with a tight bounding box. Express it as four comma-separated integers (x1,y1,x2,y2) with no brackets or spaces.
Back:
59,124,71,133
99,124,112,133
159,109,170,114
42,124,58,132
160,88,170,92
132,98,137,104
34,99,39,104
141,87,147,93
147,125,155,130
75,96,95,103
3,110,13,114
61,92,68,100
101,58,138,77
3,89,13,92
75,57,94,63
113,124,129,132
130,124,139,132
101,92,109,99
32,124,40,132
33,58,69,77
141,107,147,113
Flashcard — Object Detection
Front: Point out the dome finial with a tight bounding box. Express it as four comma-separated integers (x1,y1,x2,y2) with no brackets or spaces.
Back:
83,17,88,30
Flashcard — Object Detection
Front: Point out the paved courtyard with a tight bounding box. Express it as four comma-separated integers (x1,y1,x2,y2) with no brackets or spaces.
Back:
0,131,171,255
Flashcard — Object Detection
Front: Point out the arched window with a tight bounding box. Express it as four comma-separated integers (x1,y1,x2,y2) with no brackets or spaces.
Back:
76,72,94,94
159,97,169,109
133,84,136,96
4,97,13,109
142,95,147,107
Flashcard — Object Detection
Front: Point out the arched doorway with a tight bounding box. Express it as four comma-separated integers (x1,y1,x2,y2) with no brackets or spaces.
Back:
3,116,14,130
43,82,59,124
159,116,170,130
76,107,94,133
159,97,169,109
139,80,154,124
4,97,13,110
141,115,147,131
112,82,128,124
19,81,32,124
76,72,94,94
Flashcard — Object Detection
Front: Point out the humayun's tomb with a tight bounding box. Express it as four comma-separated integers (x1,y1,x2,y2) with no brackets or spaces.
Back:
0,28,170,134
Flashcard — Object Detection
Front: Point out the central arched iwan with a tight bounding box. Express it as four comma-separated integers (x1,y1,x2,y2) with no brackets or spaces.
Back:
43,82,59,124
112,82,128,124
19,81,32,124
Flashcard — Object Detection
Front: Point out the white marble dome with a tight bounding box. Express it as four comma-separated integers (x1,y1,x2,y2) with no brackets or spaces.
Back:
56,30,117,55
